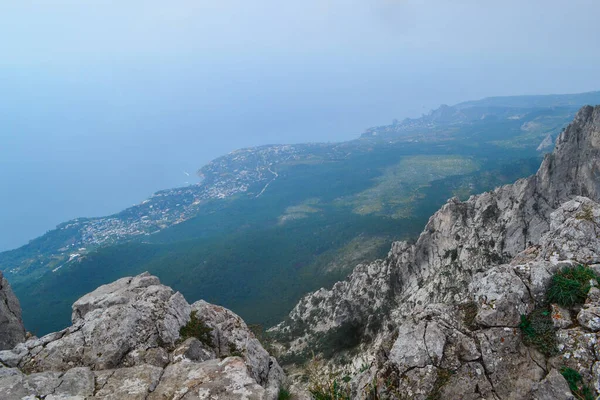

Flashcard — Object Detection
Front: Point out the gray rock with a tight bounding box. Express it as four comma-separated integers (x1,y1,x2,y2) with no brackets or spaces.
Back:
171,337,215,363
551,304,573,329
0,369,31,399
477,328,545,399
148,357,266,400
22,371,62,397
54,367,95,398
539,197,600,264
0,272,285,399
191,300,284,390
471,265,533,327
537,133,554,152
0,271,26,350
94,364,163,399
388,320,430,374
532,369,575,400
578,307,600,331
20,272,191,372
395,365,438,400
439,362,495,400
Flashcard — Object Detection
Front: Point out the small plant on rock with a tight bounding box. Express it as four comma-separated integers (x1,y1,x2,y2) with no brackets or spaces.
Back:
560,367,595,400
306,356,351,400
546,265,598,308
518,308,557,356
228,342,244,357
179,311,213,347
277,387,292,400
576,205,595,223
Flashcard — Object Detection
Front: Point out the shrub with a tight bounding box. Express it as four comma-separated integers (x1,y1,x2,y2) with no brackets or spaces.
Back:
277,387,292,400
546,265,598,307
519,308,557,356
228,342,244,357
306,357,351,400
560,367,595,400
179,311,213,347
309,380,351,400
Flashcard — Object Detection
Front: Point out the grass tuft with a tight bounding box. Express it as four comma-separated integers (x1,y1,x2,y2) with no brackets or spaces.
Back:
179,311,213,347
277,387,292,400
519,308,557,356
560,367,595,400
546,265,598,308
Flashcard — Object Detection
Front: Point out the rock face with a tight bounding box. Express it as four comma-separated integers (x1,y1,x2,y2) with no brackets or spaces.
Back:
537,133,554,152
0,272,284,399
271,105,600,398
0,270,25,350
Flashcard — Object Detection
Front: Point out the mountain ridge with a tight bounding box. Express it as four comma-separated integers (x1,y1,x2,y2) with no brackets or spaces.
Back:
270,105,600,398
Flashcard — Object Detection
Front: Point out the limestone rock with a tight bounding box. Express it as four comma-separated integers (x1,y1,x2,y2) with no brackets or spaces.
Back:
439,362,495,400
94,364,163,399
271,106,600,400
537,133,555,152
0,271,26,350
551,304,573,329
471,265,533,327
149,357,266,400
0,273,285,399
539,196,600,264
388,320,430,374
531,369,575,400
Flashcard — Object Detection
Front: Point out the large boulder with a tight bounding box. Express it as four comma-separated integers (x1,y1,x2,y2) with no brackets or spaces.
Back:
0,273,285,399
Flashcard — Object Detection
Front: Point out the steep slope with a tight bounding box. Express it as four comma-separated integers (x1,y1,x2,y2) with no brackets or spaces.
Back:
272,105,600,398
0,272,285,399
0,271,25,350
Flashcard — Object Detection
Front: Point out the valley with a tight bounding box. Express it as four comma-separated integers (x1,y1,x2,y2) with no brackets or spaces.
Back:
2,92,599,336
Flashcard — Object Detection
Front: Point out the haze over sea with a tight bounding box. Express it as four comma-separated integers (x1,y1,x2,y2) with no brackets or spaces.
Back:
1,0,599,251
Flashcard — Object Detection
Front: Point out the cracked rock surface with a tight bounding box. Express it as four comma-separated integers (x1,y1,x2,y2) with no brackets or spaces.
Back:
0,272,284,399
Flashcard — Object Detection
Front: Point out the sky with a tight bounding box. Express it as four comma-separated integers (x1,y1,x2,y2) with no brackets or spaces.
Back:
0,0,599,251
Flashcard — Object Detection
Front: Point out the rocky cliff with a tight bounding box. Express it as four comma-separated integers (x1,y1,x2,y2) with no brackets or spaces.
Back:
0,271,25,351
271,105,600,398
0,273,284,399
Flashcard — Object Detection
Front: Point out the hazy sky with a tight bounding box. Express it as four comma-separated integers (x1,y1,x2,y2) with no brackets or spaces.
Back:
1,0,599,251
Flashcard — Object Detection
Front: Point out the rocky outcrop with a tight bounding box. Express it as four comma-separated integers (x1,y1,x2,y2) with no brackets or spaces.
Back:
0,272,284,399
272,106,600,398
0,270,25,350
537,133,554,152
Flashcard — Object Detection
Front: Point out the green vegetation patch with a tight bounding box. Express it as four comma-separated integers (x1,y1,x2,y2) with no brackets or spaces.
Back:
277,387,292,400
338,155,478,218
309,379,351,400
519,308,557,357
315,320,365,359
179,311,213,347
546,265,598,308
560,367,595,400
